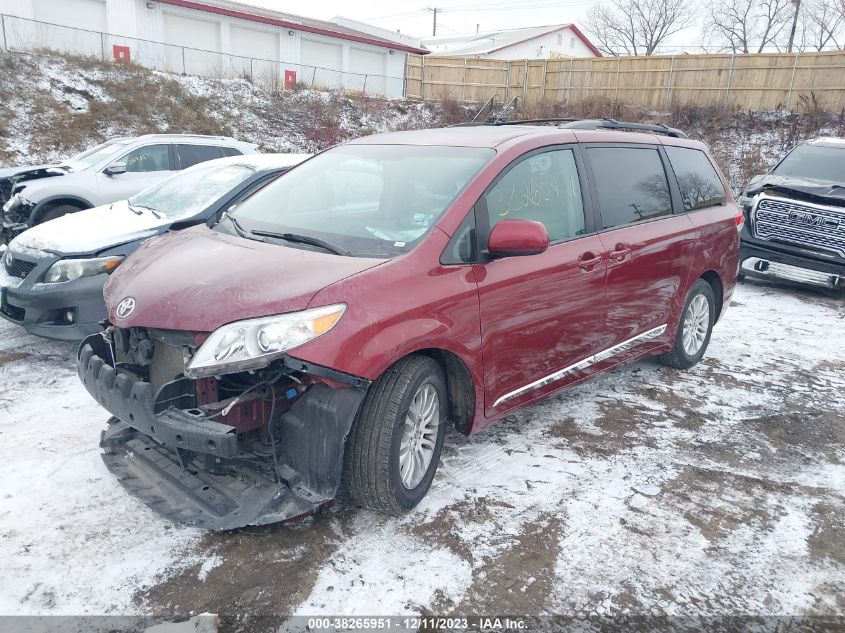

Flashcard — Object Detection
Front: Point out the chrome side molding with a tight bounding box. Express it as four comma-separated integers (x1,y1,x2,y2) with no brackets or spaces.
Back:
492,324,668,408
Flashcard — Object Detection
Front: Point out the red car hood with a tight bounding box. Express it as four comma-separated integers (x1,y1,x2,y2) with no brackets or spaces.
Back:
104,226,385,332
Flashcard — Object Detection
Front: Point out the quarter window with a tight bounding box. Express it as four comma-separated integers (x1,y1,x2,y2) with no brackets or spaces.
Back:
484,149,586,243
665,146,726,211
588,147,672,228
177,144,223,169
121,144,171,173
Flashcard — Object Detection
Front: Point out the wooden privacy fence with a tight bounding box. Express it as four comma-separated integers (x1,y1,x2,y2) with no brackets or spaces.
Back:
405,51,845,112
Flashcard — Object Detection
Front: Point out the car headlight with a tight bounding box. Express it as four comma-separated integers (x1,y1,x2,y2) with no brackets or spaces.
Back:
3,193,26,213
43,255,124,283
186,303,347,378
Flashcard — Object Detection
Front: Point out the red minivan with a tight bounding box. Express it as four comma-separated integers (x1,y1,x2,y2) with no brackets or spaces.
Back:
77,120,741,530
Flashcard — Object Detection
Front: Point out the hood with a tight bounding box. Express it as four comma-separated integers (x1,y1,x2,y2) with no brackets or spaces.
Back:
744,174,845,206
0,164,67,203
0,163,66,179
11,200,169,256
103,225,386,332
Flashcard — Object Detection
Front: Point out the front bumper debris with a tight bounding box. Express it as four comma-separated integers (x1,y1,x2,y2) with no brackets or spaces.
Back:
78,332,368,530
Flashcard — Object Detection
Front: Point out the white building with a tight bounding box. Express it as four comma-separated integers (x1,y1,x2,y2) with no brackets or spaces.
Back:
420,24,601,60
0,0,429,96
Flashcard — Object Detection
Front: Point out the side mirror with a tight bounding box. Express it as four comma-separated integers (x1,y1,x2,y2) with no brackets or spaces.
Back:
104,163,127,176
487,219,549,257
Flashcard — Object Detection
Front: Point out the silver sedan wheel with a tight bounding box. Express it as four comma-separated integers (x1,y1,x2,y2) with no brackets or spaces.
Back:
399,383,440,490
682,293,710,356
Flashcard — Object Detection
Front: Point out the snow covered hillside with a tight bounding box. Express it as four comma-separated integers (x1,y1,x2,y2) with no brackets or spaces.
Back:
1,50,842,193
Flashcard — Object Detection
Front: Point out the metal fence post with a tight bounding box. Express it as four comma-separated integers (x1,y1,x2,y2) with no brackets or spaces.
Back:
363,74,368,94
462,57,467,102
724,53,735,109
101,31,106,60
540,58,547,103
613,56,621,107
182,46,187,74
786,52,800,111
665,56,676,109
523,59,529,105
2,15,8,52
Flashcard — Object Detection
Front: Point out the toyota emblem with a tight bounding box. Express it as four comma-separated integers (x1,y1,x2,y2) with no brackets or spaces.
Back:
116,297,136,319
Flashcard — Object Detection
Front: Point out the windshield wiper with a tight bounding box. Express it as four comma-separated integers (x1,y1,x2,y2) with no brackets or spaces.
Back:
251,231,351,256
128,202,163,219
224,213,266,242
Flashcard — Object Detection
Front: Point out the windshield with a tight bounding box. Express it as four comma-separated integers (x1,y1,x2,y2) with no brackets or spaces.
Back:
772,144,845,183
230,144,494,257
66,140,133,170
129,163,257,219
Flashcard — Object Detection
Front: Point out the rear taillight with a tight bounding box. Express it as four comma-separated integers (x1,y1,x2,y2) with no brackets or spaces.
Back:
735,207,745,232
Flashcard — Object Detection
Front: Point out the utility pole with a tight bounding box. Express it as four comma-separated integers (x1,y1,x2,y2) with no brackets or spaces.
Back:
787,0,802,52
425,7,439,36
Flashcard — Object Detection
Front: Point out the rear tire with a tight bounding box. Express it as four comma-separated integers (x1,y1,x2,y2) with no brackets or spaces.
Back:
658,279,716,370
343,355,447,514
37,203,83,225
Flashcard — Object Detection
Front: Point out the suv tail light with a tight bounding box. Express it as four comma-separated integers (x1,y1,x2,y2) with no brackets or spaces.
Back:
735,206,745,232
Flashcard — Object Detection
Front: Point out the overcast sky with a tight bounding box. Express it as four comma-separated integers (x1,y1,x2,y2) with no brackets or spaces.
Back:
240,0,708,53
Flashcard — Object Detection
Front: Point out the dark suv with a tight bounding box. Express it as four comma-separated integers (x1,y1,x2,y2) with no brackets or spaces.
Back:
76,120,741,530
739,137,845,292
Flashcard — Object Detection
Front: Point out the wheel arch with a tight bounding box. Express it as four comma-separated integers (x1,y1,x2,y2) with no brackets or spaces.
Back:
30,195,93,224
376,347,478,435
699,269,724,322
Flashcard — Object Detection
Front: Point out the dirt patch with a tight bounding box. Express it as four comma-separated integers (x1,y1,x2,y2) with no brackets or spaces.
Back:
440,513,564,615
137,508,347,624
0,352,31,366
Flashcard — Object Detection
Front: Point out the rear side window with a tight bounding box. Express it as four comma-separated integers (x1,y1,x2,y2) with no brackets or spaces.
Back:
484,149,586,243
588,147,672,229
177,144,223,169
665,147,725,211
220,146,244,157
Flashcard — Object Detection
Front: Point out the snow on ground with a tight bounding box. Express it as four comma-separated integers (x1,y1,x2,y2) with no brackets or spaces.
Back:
0,281,843,625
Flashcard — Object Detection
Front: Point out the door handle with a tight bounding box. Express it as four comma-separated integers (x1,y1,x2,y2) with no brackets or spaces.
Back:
609,243,631,263
577,252,602,272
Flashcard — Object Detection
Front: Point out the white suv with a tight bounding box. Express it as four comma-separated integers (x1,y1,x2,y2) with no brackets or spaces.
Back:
0,134,258,243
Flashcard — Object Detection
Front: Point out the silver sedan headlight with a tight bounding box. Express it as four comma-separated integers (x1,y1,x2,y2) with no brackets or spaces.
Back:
186,304,347,378
43,256,124,283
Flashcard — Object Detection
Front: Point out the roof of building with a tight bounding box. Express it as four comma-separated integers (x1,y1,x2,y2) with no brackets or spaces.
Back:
157,0,430,54
420,24,601,58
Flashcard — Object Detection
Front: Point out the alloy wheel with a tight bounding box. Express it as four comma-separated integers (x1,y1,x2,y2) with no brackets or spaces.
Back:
399,383,440,490
682,293,710,356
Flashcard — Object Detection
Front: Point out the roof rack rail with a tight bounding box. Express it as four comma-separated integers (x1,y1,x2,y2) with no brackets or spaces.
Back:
559,118,688,138
449,116,688,138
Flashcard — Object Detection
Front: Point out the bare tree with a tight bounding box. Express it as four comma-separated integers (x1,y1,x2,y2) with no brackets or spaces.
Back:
705,0,794,53
584,0,696,56
794,0,845,50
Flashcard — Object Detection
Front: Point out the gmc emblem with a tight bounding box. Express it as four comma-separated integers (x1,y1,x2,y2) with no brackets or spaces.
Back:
788,211,840,229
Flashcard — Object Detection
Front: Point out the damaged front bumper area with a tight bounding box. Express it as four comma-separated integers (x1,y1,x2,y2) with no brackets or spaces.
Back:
77,329,369,530
0,195,35,244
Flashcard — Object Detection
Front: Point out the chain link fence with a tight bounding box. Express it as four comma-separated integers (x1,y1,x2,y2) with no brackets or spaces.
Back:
0,13,406,97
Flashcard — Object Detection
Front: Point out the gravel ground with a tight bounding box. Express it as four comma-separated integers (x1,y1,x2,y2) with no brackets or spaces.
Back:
0,279,843,632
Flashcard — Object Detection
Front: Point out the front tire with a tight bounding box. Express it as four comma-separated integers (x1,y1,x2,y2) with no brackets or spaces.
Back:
658,279,716,369
343,355,447,514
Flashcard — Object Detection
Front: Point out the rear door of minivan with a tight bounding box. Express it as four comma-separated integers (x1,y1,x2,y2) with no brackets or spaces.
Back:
583,143,698,358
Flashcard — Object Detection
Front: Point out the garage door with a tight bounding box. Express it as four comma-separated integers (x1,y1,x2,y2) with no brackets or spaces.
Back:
349,48,387,95
230,25,280,82
301,39,343,89
163,13,221,75
31,0,106,56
